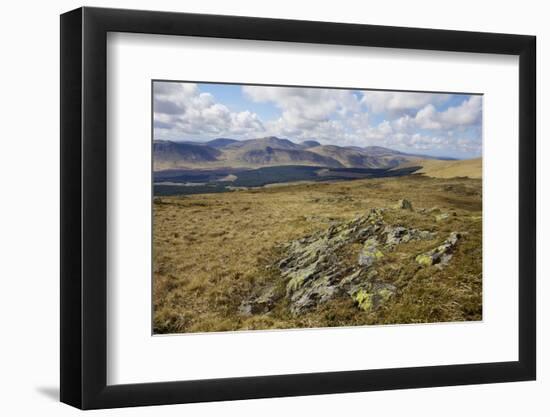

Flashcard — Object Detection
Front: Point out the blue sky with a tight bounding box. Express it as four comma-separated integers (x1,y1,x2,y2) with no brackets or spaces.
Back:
153,81,482,159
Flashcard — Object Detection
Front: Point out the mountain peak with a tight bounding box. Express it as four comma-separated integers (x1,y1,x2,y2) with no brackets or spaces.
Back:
301,140,322,148
205,138,239,149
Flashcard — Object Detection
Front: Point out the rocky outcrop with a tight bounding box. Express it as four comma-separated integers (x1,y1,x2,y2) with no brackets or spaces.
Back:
358,238,384,267
384,225,436,246
394,199,413,210
416,232,461,267
435,213,449,222
239,204,451,316
238,286,281,315
352,283,397,311
278,209,386,315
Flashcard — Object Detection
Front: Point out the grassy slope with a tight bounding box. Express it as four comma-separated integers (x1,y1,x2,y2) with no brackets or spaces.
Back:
153,175,482,333
410,157,482,179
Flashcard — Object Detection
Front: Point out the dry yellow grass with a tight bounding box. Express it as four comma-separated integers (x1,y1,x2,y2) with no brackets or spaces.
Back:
410,158,482,179
153,174,482,334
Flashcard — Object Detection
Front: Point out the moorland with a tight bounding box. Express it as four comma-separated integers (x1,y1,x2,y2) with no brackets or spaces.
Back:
152,137,482,333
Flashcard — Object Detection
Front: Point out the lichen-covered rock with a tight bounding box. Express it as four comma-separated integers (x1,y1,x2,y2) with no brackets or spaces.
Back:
384,225,436,246
276,209,387,314
353,289,373,311
288,275,338,315
394,199,413,210
447,232,460,245
340,268,377,288
415,254,434,267
351,282,396,312
384,226,409,245
238,286,281,316
418,230,437,240
247,207,448,316
358,238,384,267
435,213,450,222
416,232,461,267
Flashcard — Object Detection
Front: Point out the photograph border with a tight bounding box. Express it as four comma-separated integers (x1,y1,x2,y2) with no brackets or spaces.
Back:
150,78,485,336
61,6,536,409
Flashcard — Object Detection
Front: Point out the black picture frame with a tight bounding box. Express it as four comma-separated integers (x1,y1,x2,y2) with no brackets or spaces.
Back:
60,6,536,410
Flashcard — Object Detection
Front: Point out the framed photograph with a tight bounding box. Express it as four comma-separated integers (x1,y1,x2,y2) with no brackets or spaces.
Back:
60,7,536,409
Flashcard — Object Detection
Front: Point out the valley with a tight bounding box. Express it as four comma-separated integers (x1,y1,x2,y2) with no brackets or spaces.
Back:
153,136,463,196
154,165,422,196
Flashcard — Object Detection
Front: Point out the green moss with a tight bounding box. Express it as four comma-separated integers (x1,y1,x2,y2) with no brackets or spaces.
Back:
416,254,433,267
353,290,373,312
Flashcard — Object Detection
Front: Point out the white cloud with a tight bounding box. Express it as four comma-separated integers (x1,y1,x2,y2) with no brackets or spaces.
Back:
153,82,265,140
439,95,482,126
395,132,480,155
394,96,482,131
364,120,393,141
361,91,450,113
243,85,361,138
415,105,443,129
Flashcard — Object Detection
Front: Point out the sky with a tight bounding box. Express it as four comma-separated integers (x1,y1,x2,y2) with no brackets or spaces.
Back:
153,81,482,159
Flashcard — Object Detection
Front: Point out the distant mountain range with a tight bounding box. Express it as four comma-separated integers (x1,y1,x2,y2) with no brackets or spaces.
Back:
153,136,454,171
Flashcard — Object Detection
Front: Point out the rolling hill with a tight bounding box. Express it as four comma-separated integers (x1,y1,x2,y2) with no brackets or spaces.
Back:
232,147,344,167
301,140,322,148
204,138,239,148
224,136,301,151
153,140,221,169
153,136,460,171
308,144,408,168
413,158,482,179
